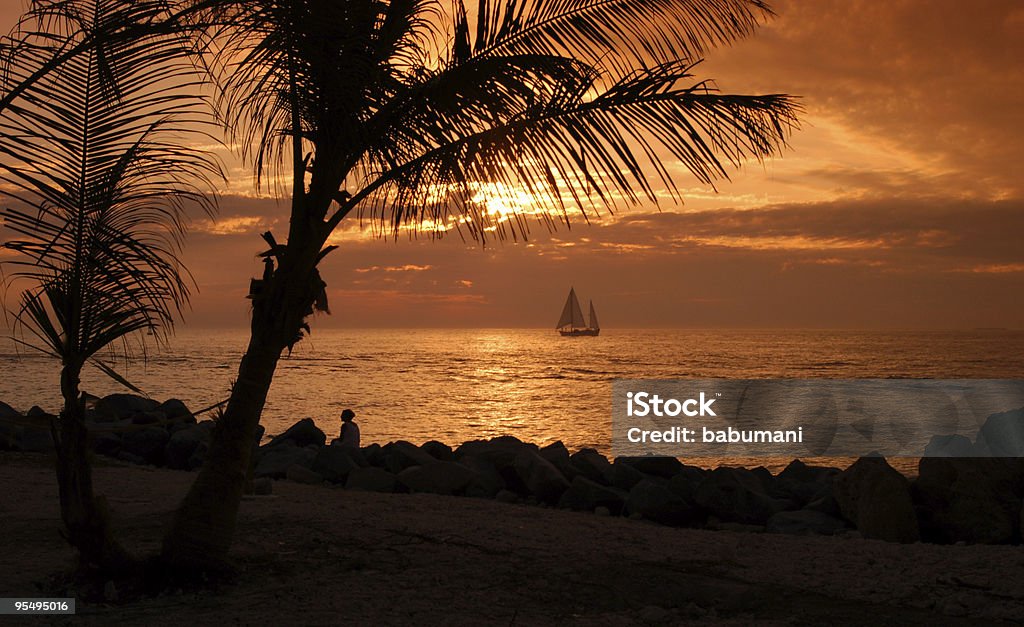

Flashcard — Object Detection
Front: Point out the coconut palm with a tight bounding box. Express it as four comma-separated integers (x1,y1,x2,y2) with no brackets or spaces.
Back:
162,0,799,568
0,0,218,570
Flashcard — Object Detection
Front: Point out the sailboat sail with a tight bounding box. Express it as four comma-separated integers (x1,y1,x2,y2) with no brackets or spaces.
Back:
589,301,600,331
556,287,586,329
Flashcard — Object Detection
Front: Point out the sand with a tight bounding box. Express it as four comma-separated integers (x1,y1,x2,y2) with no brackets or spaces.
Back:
1,451,1022,625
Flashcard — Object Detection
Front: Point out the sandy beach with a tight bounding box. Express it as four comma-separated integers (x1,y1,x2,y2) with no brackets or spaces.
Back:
2,452,1022,625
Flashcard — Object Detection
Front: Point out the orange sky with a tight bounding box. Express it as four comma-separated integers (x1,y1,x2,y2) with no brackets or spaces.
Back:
2,1,1023,329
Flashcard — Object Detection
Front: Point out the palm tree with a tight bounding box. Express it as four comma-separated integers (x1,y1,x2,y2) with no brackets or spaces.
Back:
162,0,799,569
0,0,219,571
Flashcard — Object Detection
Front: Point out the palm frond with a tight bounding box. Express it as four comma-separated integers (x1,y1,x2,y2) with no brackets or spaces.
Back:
0,0,221,367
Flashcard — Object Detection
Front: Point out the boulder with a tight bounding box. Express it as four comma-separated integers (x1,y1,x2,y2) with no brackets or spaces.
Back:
19,427,54,453
0,401,18,417
286,464,324,485
625,479,701,526
978,408,1024,457
27,406,52,418
617,456,684,479
361,443,385,467
164,423,210,470
382,440,437,473
775,460,840,505
267,418,326,449
312,446,361,483
539,441,578,482
608,460,646,491
693,467,791,525
912,457,1024,544
458,455,506,498
92,431,123,458
767,510,848,536
513,449,570,504
570,448,613,485
94,394,160,423
156,399,195,424
254,443,316,479
495,489,520,504
833,457,919,543
346,467,399,493
398,461,479,495
121,426,169,465
421,440,454,461
667,465,708,502
923,434,977,457
130,410,167,426
455,436,535,469
558,476,628,515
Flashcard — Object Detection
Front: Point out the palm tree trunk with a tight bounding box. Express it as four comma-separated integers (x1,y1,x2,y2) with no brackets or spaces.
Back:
54,363,131,572
160,321,285,570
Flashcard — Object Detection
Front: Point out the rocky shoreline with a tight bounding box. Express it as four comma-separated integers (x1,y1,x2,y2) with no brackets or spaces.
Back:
2,394,1023,546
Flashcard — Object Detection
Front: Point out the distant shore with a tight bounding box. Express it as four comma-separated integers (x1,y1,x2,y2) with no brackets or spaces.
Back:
1,451,1022,624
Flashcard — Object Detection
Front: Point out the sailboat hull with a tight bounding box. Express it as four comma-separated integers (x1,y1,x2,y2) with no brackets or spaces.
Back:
558,328,600,337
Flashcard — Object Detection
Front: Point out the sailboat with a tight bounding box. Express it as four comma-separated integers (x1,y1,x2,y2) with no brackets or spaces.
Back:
556,287,600,336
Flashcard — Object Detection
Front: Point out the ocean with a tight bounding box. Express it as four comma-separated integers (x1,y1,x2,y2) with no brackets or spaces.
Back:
3,328,1023,472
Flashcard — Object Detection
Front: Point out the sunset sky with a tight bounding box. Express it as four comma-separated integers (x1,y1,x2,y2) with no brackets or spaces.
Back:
2,0,1022,329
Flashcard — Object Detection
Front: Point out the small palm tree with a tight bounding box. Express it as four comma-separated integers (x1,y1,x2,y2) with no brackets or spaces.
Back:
163,0,799,568
0,0,218,570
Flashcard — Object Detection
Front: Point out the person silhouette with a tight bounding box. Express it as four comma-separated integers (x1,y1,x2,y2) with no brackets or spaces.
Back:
337,409,360,448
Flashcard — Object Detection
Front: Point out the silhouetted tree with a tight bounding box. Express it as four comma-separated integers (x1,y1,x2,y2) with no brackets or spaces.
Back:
0,0,218,571
162,0,799,569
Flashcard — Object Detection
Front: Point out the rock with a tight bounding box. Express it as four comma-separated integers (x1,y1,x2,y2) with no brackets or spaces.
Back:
570,448,613,485
267,418,326,449
0,403,19,451
625,479,700,526
130,410,166,426
19,427,55,453
693,467,791,525
345,467,398,493
188,440,209,470
458,455,506,498
254,443,316,479
913,457,1024,544
923,434,977,457
767,510,848,536
775,460,840,505
286,464,324,485
495,489,520,504
978,408,1024,457
398,461,479,495
27,406,51,418
92,431,123,458
539,441,579,481
94,394,160,423
164,423,210,470
121,426,169,465
420,440,454,461
666,465,708,502
117,450,146,465
608,460,646,491
595,506,611,516
252,477,273,495
361,443,385,467
513,449,570,504
312,446,361,483
381,440,437,473
833,457,919,543
156,399,195,424
618,456,684,479
558,476,628,515
455,436,535,469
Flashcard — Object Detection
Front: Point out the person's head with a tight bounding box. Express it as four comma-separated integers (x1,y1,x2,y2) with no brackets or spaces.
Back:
340,409,355,423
